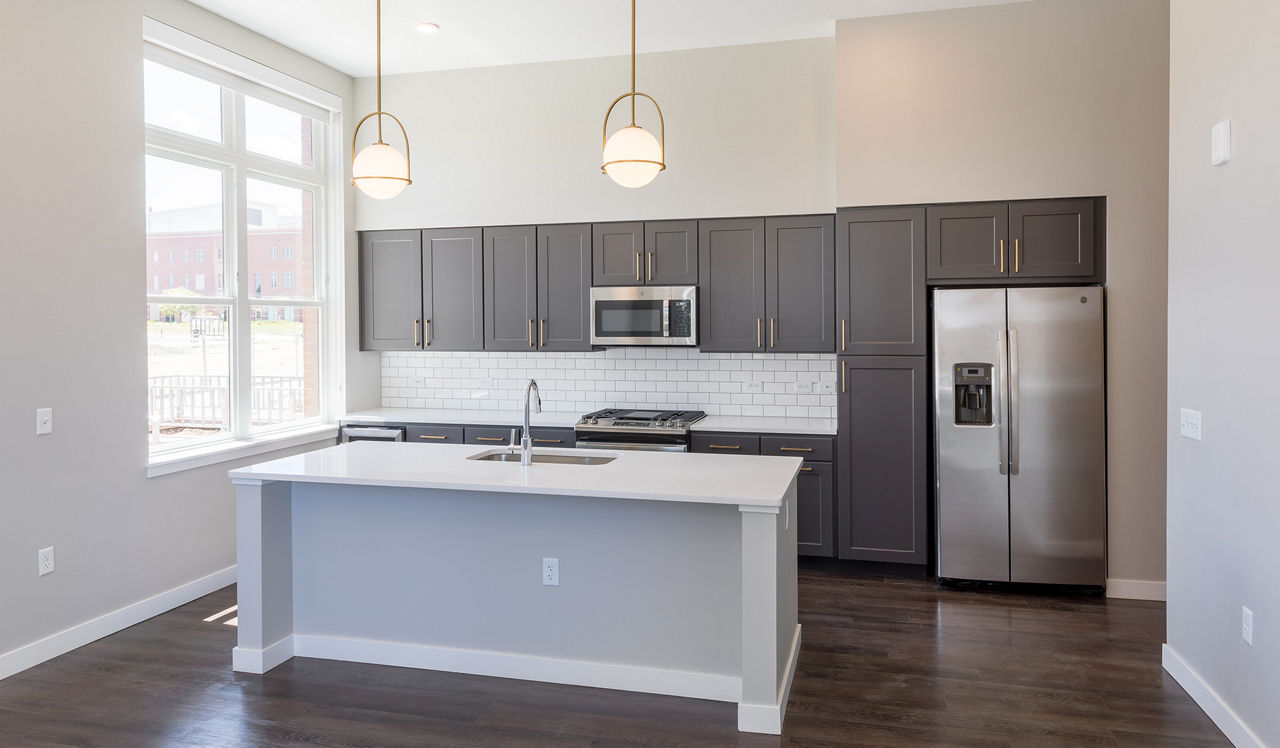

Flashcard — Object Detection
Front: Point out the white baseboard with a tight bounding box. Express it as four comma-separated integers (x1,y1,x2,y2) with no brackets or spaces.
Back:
292,633,742,703
232,635,295,674
1162,644,1264,747
0,565,237,681
1107,578,1167,601
737,622,802,735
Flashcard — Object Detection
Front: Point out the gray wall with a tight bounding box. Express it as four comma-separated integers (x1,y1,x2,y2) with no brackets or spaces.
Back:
835,0,1170,589
1168,0,1279,742
354,39,836,229
0,0,371,661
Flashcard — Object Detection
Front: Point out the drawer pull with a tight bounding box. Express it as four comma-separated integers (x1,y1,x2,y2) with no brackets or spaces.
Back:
476,436,505,442
708,444,741,450
533,438,563,444
779,446,813,452
418,435,447,440
800,467,814,472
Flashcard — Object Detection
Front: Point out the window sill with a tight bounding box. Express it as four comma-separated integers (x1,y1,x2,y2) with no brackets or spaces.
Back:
146,423,338,478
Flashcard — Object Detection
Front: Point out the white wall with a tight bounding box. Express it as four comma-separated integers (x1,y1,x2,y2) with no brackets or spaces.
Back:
0,0,367,666
1166,1,1279,743
834,0,1170,590
354,39,835,229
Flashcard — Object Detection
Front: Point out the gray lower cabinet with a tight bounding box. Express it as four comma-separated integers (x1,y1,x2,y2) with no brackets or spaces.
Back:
421,228,484,351
592,222,644,286
528,427,575,446
837,356,927,564
698,218,768,352
359,230,422,351
644,220,698,285
837,207,927,356
537,224,592,351
692,432,835,557
465,426,516,445
765,215,835,353
483,226,538,351
1009,198,1095,278
406,425,464,443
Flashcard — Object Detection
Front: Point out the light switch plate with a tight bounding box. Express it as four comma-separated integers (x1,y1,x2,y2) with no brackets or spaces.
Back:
35,408,53,435
1211,120,1231,166
1179,408,1202,441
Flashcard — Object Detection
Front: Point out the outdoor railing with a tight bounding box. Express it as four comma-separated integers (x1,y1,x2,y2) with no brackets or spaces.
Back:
147,375,308,428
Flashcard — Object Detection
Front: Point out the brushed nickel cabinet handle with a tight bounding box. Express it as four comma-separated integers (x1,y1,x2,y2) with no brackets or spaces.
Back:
414,319,420,347
708,444,741,450
528,319,534,347
424,319,430,347
999,239,1005,273
419,435,446,440
476,436,505,442
533,438,563,444
779,446,813,452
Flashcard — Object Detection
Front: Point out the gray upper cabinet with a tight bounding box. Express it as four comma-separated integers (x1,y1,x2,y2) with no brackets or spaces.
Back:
592,222,643,286
837,206,927,357
1010,198,1095,278
421,228,484,351
927,202,1008,279
359,229,423,351
837,355,928,564
537,224,593,351
699,218,766,352
483,226,538,351
644,220,698,285
765,215,834,353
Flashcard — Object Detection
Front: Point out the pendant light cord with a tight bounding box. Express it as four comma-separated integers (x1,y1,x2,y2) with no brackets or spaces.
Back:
630,0,636,126
376,0,384,143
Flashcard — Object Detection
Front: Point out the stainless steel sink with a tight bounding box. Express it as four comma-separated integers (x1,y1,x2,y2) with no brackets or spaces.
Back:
468,451,616,466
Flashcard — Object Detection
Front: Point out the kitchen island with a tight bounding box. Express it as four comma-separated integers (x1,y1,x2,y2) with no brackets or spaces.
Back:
228,441,801,734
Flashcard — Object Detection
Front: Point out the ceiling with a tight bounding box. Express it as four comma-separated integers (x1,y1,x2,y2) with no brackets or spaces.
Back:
187,0,1024,78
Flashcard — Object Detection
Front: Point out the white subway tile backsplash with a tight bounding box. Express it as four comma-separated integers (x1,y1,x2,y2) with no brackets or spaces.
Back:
379,349,837,418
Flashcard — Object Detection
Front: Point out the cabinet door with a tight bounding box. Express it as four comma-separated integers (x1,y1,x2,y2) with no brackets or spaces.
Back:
537,224,592,351
406,425,464,444
644,220,698,285
837,356,927,564
796,462,834,558
421,228,483,351
698,218,766,352
483,226,538,351
528,427,575,447
592,222,643,286
1009,198,1095,278
837,207,927,356
766,215,834,353
465,426,516,445
690,432,761,454
359,230,422,351
926,203,1008,279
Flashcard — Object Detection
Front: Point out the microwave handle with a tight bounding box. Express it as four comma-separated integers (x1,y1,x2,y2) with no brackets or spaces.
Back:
663,301,670,338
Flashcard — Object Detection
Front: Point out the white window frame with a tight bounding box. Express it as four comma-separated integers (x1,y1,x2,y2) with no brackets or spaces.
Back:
144,19,345,476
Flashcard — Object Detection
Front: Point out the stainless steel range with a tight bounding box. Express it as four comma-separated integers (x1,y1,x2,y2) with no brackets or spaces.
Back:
574,408,707,452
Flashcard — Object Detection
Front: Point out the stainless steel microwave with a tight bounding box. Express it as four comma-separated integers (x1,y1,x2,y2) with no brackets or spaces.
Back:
589,285,697,346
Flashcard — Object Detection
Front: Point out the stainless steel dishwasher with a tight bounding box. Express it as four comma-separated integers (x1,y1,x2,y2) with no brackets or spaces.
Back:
340,426,405,443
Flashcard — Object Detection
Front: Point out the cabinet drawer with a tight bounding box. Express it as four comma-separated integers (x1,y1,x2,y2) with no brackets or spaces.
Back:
691,433,760,455
528,427,575,447
406,425,464,444
465,426,517,445
761,435,833,461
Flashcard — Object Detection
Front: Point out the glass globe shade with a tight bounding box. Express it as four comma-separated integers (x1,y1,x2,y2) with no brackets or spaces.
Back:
602,125,663,189
353,142,409,199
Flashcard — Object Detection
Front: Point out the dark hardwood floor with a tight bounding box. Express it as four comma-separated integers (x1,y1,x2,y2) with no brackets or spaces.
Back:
0,563,1225,747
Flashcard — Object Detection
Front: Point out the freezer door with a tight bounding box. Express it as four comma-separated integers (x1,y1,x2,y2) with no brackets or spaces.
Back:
934,288,1010,582
1006,287,1106,585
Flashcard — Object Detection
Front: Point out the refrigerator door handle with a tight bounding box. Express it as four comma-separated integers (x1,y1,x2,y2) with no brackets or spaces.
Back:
1008,327,1020,475
997,329,1009,475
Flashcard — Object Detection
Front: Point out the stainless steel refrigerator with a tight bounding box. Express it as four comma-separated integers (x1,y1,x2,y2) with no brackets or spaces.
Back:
933,287,1105,586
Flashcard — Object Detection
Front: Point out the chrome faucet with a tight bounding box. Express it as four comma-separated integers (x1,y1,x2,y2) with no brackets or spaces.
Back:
521,379,542,466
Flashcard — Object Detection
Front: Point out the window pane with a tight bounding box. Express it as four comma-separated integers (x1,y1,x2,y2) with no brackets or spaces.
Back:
148,304,232,448
251,307,321,431
146,156,225,297
245,95,314,166
246,179,314,299
144,60,222,142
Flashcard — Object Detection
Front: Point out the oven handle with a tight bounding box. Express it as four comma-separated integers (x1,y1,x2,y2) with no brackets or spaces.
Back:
574,440,687,453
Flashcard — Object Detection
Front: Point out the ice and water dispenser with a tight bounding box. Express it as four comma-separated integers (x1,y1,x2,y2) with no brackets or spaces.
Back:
953,363,993,426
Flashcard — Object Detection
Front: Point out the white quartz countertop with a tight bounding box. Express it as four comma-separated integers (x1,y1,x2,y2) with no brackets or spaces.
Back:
229,441,800,508
340,408,836,436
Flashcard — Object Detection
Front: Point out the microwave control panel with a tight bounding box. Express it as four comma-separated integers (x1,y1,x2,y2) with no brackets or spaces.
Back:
669,300,692,338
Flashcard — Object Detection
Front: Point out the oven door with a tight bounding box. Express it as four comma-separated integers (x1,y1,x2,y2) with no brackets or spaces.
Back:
574,431,688,452
590,286,697,345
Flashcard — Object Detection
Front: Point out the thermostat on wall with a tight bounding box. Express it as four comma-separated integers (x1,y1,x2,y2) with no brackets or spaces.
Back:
1211,120,1231,166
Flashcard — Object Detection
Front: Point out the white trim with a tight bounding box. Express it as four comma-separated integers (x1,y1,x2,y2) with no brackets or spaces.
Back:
291,634,743,703
0,566,236,681
737,623,802,735
1162,644,1264,748
1107,578,1167,601
146,424,337,477
232,635,295,675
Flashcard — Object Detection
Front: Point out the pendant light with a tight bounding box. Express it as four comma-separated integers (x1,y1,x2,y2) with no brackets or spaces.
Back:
352,0,412,199
601,0,665,189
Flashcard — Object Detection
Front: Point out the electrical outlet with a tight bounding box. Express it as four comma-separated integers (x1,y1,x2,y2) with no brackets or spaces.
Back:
478,377,495,388
38,547,54,576
1179,408,1202,442
795,382,813,395
411,376,426,387
744,381,763,394
36,408,53,435
817,382,835,395
1242,606,1253,645
542,557,559,587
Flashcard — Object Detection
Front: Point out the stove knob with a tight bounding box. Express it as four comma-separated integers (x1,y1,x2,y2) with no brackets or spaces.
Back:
590,418,599,425
671,419,684,427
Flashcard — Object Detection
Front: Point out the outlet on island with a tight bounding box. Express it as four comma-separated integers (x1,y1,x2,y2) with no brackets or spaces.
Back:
542,557,559,587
